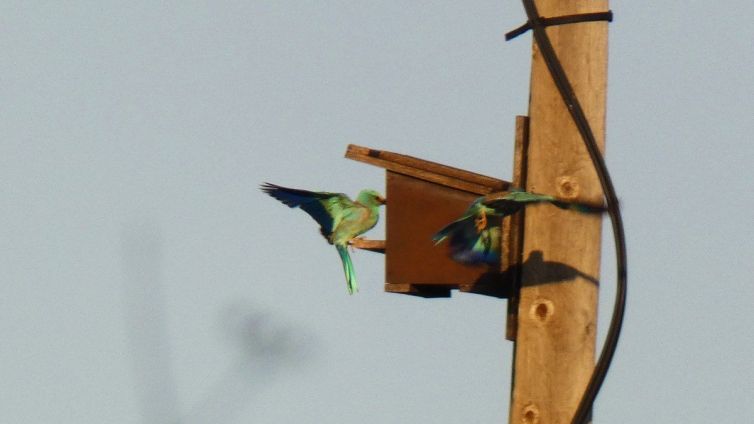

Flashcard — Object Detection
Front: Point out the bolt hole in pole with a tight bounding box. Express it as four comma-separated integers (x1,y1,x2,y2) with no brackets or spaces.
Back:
556,176,579,199
522,403,540,424
530,299,554,323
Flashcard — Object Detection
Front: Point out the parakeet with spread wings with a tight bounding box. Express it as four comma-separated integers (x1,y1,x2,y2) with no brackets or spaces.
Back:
433,190,605,265
261,183,386,294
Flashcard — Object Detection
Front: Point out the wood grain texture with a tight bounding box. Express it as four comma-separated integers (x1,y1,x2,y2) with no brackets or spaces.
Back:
509,1,608,423
345,144,510,195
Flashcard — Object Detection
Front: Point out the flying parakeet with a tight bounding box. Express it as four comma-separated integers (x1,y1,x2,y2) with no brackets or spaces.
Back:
433,189,605,265
261,182,386,294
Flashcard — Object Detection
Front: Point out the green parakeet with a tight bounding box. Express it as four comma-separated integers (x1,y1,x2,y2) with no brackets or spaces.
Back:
261,182,386,294
433,189,605,265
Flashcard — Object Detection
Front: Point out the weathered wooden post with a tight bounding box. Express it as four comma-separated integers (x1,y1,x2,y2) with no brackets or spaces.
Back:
508,1,609,423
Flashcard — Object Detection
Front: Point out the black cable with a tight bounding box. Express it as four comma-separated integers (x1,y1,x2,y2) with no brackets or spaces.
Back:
505,11,613,41
516,2,628,424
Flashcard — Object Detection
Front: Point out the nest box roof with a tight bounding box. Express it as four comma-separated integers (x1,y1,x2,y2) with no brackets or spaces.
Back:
345,144,510,195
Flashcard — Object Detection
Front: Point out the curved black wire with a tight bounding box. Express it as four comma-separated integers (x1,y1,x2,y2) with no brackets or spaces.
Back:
518,2,628,424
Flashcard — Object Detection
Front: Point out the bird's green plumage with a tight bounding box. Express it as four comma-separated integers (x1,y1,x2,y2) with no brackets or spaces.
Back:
261,183,385,294
433,189,605,265
336,244,357,294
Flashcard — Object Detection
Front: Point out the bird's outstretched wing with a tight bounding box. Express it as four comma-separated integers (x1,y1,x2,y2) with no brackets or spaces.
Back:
548,200,607,214
261,182,354,239
433,199,502,265
484,190,606,213
482,190,554,213
434,190,606,265
433,215,501,265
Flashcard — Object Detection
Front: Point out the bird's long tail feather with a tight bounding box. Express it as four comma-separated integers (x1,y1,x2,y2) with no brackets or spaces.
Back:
336,244,358,295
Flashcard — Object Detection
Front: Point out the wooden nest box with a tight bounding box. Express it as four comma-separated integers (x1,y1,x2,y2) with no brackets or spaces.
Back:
345,136,528,298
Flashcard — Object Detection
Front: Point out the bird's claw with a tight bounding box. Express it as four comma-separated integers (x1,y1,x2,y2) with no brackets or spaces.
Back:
349,236,366,252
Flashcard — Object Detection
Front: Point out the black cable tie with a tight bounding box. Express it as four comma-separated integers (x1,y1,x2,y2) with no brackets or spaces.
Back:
505,11,613,41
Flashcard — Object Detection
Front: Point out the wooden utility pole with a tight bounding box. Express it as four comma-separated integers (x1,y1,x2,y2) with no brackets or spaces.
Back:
509,1,609,423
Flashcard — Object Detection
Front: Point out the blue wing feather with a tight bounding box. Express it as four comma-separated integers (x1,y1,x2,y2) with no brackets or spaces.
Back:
261,182,352,238
433,213,501,265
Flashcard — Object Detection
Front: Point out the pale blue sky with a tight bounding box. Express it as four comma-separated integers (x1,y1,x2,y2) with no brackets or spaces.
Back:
2,1,753,423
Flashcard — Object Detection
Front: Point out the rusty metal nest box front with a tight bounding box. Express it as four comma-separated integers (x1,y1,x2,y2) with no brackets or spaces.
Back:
345,144,521,298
